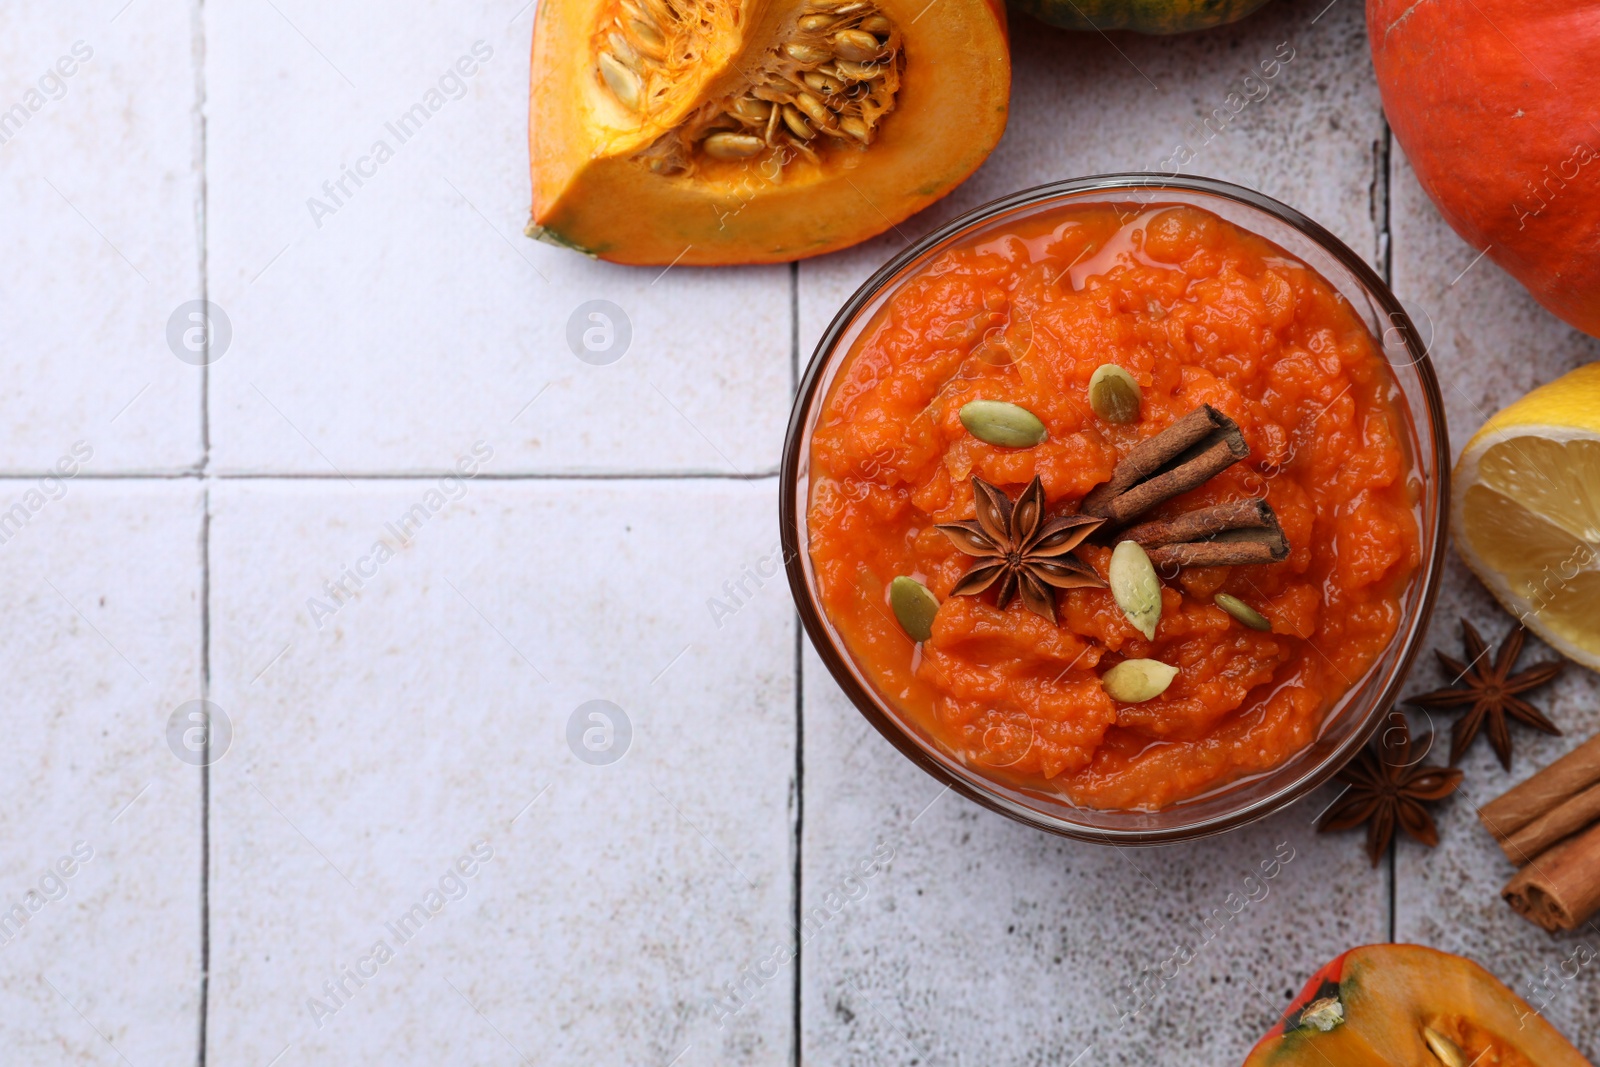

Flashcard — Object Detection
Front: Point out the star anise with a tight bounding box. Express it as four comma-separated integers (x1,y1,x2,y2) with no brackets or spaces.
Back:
936,475,1106,625
1407,619,1565,770
1318,707,1463,867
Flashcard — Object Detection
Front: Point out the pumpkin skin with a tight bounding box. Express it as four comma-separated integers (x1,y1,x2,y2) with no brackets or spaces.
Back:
1369,0,1600,337
1010,0,1272,34
529,0,1009,265
1244,944,1592,1067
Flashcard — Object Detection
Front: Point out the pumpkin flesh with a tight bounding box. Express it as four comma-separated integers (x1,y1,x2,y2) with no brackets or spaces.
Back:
530,0,1009,264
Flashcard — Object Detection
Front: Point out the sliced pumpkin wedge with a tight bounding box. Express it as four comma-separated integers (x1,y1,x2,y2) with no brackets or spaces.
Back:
529,0,1009,264
1244,944,1592,1067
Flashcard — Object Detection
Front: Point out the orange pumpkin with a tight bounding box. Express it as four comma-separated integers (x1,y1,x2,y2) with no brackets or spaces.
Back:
1368,0,1600,337
1244,944,1592,1066
529,0,1010,265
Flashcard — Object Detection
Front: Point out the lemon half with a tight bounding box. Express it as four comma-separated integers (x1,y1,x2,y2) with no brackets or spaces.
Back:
1452,362,1600,671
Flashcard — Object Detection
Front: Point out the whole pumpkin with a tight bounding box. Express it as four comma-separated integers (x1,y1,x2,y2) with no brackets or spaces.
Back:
1369,0,1600,337
1010,0,1272,34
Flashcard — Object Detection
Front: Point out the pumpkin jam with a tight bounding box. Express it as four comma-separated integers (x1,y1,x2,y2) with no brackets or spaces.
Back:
806,203,1421,810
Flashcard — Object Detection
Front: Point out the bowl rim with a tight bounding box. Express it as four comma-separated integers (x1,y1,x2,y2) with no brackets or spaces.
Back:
780,172,1452,844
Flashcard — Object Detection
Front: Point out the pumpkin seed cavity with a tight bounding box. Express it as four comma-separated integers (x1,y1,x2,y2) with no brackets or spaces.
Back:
593,0,903,177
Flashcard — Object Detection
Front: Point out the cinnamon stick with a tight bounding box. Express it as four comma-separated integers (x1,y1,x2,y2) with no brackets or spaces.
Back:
1083,406,1229,509
1479,733,1600,842
1145,530,1288,569
1503,821,1600,933
1130,498,1289,569
1082,405,1248,523
1097,439,1250,526
1123,498,1276,547
1502,780,1600,865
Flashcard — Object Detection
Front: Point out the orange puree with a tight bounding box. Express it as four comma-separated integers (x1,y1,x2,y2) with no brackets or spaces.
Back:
806,203,1421,810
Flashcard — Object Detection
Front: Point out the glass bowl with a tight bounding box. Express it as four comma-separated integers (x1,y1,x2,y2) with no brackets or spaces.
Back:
779,174,1451,845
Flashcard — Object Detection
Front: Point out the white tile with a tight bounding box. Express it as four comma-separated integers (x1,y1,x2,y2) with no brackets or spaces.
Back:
799,647,1385,1065
800,1,1386,354
207,478,796,1064
0,2,204,472
0,482,203,1064
204,0,792,476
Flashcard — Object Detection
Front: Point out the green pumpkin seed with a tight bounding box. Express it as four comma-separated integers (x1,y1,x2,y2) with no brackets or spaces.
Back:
1215,593,1272,631
1109,541,1161,639
1101,658,1179,703
889,576,940,643
1089,364,1142,424
958,400,1047,448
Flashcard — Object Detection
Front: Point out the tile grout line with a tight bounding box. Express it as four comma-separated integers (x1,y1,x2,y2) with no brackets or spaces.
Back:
788,259,803,1067
198,486,213,1067
1377,119,1393,292
1387,840,1397,943
193,0,212,1060
196,0,211,472
791,619,804,1067
790,261,800,395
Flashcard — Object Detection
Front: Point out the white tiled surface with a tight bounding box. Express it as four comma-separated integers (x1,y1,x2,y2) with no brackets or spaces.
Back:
204,0,791,476
207,480,794,1064
2,0,1599,1065
0,484,204,1063
0,2,204,473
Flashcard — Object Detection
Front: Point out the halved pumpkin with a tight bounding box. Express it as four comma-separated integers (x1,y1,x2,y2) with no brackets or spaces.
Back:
529,0,1009,264
1245,944,1592,1067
